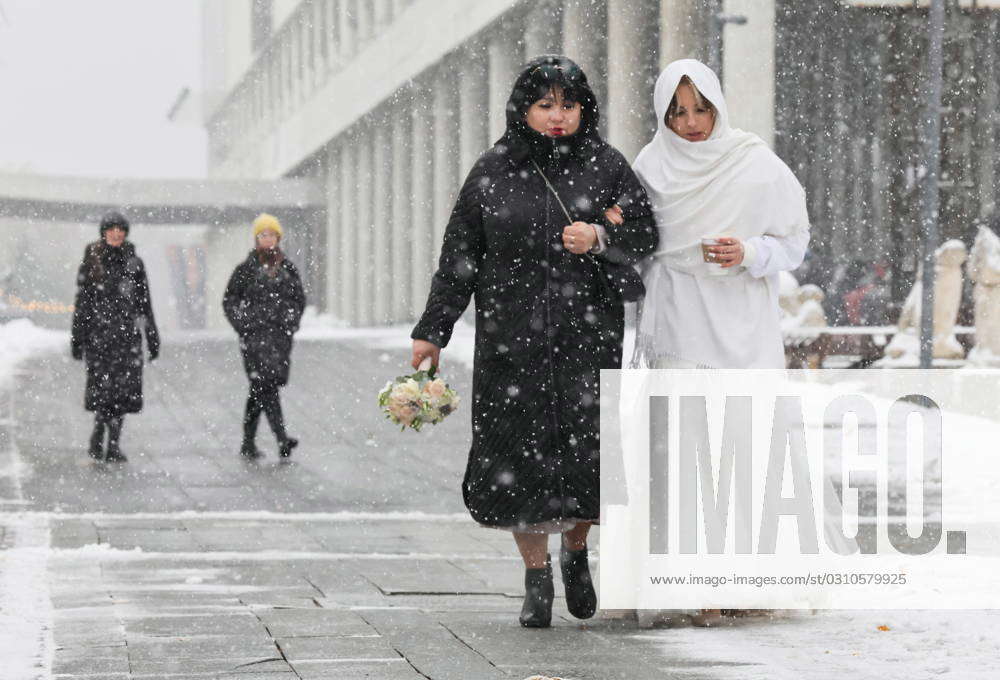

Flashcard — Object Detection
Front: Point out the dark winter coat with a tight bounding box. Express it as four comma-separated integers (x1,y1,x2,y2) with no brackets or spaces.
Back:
223,250,306,387
412,56,658,529
71,240,159,416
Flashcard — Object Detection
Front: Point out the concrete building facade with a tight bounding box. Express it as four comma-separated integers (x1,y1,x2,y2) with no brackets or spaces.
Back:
201,0,1000,326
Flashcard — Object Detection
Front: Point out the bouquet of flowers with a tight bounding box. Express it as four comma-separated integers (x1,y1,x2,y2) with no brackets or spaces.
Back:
377,358,460,431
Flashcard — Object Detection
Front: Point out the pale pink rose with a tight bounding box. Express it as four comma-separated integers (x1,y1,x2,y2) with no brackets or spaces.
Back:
423,378,447,400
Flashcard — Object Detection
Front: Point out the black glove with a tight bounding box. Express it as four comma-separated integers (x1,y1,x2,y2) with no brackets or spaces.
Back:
148,345,159,362
71,345,83,360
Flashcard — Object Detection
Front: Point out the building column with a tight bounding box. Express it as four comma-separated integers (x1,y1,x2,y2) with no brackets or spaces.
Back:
322,0,338,72
722,0,776,147
371,115,391,325
325,144,341,320
659,0,710,67
391,90,413,322
338,0,356,63
562,0,607,131
431,66,460,263
410,78,436,318
606,0,659,162
459,46,490,179
311,0,325,87
338,138,357,325
299,9,314,99
523,0,563,58
356,0,374,42
355,128,374,326
374,0,393,31
488,19,522,143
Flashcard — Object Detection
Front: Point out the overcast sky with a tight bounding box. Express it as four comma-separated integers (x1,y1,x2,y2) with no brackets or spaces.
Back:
0,0,206,178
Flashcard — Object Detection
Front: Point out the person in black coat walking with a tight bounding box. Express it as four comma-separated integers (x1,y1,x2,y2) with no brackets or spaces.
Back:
410,56,658,627
71,211,159,462
223,214,305,460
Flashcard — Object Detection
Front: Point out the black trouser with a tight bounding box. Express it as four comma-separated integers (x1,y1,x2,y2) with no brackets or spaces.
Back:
243,381,287,444
91,410,124,452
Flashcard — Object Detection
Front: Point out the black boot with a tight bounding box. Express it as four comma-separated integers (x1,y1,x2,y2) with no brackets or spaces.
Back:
240,438,263,459
278,437,298,459
519,555,554,628
88,419,105,460
105,417,127,462
241,395,263,459
261,386,293,457
560,543,597,620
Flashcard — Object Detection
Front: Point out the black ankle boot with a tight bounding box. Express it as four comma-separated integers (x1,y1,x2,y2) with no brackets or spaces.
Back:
240,438,263,459
278,437,298,459
105,417,127,462
560,543,596,620
88,420,105,460
519,555,554,628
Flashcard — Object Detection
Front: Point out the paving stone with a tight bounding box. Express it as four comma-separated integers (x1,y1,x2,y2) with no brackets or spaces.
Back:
128,657,285,676
254,607,378,638
276,635,399,662
291,659,424,680
98,526,201,551
52,646,130,675
123,614,264,637
360,558,497,595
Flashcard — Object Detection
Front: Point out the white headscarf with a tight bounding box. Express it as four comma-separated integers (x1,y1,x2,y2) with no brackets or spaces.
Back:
632,59,809,275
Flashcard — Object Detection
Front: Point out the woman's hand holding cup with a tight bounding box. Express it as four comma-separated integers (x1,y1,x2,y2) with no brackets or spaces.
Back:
703,236,744,269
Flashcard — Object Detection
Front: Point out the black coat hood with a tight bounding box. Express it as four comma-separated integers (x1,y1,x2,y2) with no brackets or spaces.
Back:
496,54,606,165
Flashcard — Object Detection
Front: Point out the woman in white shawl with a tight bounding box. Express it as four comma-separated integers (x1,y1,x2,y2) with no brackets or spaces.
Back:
607,59,813,628
624,59,810,370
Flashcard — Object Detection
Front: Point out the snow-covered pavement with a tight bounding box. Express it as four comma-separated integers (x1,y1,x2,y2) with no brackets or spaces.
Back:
1,319,999,679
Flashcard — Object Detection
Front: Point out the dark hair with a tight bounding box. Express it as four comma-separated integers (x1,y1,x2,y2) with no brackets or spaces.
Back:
665,75,716,123
507,56,596,122
499,55,603,161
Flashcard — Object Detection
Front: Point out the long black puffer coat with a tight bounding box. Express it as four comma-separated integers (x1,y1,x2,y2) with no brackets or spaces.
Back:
412,56,658,529
71,241,159,416
223,250,306,387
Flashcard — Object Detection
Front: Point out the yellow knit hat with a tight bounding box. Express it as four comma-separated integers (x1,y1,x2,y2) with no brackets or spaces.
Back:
252,213,283,240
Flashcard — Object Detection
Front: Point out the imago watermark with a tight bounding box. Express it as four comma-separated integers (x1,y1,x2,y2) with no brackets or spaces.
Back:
599,369,1000,609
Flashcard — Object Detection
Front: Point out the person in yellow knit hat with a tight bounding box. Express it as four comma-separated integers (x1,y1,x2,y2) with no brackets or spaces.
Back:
252,213,283,240
223,213,305,460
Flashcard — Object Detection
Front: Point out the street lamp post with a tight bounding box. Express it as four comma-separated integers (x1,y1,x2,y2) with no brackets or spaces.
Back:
919,0,946,369
706,2,747,82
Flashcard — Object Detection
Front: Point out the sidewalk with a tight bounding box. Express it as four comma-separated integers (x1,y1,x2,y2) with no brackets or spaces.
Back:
0,334,706,680
3,332,998,679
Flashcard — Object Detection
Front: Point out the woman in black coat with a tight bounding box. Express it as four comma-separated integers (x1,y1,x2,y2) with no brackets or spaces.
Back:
410,56,657,627
223,214,305,460
71,211,159,462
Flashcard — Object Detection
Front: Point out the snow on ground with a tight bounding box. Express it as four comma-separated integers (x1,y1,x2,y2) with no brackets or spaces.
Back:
645,608,1000,679
0,514,53,680
0,319,67,389
297,311,477,371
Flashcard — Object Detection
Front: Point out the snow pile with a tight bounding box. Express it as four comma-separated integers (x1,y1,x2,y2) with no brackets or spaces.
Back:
650,609,1000,679
0,319,67,388
779,269,827,337
968,226,1000,367
0,515,53,680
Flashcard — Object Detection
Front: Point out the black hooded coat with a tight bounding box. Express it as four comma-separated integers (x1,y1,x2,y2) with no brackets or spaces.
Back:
411,56,658,529
71,240,159,416
223,250,306,387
